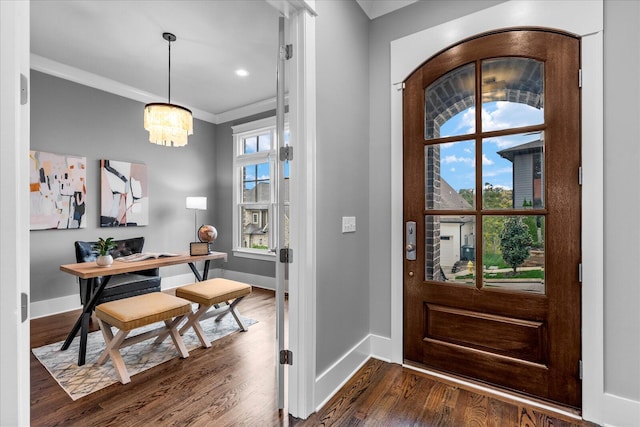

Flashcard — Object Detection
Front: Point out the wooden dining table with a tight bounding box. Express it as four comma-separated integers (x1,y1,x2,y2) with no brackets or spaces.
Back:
59,251,228,366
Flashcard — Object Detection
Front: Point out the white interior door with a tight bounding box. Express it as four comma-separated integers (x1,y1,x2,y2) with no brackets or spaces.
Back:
0,1,31,425
275,14,289,411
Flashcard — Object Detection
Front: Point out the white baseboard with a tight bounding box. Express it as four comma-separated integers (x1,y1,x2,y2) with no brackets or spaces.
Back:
30,294,82,319
314,333,392,411
29,269,275,319
601,392,640,427
370,334,392,362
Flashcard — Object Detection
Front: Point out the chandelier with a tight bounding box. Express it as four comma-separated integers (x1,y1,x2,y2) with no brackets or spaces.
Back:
144,32,193,147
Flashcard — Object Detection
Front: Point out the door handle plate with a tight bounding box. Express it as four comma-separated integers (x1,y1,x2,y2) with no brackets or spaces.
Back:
406,221,417,261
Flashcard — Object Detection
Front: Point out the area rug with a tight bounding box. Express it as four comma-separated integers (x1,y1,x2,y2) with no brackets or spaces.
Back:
32,313,257,401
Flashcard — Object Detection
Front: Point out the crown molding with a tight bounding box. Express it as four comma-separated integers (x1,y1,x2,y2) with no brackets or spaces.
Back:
30,54,282,125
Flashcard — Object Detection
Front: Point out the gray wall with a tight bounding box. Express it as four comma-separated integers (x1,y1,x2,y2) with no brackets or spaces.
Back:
315,0,371,375
367,0,506,339
30,71,218,303
214,111,277,278
603,0,640,401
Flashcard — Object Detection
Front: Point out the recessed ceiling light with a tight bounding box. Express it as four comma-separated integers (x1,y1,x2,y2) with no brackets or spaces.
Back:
235,69,249,77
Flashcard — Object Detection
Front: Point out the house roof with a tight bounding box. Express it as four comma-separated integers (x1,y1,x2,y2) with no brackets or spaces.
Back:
497,139,543,162
440,179,472,210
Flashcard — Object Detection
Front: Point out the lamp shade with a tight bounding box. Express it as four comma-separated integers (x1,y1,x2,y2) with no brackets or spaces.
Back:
144,103,193,147
186,196,207,210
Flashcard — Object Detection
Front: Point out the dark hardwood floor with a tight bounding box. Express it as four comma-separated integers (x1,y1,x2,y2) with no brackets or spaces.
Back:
31,288,597,426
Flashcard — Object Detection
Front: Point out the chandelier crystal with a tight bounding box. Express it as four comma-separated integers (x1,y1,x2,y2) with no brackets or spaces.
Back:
144,32,193,147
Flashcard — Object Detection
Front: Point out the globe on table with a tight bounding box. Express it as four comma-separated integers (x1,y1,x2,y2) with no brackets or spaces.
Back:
198,225,218,243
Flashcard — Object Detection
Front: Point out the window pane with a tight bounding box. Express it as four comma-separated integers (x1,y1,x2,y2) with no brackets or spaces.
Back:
425,215,476,285
482,215,545,294
241,206,269,250
243,136,257,154
425,63,475,140
258,133,271,152
481,58,544,132
242,162,270,203
425,141,475,210
482,132,544,209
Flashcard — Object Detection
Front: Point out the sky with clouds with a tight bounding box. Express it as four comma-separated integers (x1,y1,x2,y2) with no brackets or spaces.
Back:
438,101,543,192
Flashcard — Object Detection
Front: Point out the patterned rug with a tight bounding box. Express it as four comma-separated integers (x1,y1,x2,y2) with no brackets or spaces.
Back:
32,312,257,401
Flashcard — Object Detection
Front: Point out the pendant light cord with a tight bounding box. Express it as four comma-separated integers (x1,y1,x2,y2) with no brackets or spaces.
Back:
167,38,171,104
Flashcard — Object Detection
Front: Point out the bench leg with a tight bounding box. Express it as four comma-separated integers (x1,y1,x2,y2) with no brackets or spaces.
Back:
178,305,211,348
166,316,190,358
96,318,131,384
214,296,248,331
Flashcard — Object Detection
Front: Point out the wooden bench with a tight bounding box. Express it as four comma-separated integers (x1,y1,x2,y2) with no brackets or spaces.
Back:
175,278,252,348
95,292,192,384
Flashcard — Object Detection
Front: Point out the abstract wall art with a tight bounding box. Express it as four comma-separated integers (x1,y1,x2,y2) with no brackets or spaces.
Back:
100,159,149,227
29,150,87,230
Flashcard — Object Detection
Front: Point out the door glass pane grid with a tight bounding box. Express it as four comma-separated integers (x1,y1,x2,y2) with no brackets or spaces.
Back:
482,132,545,210
425,141,476,210
425,63,476,140
425,215,476,285
481,58,544,133
482,215,545,294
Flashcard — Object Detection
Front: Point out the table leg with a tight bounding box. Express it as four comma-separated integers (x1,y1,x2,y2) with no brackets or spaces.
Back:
60,275,112,366
78,312,91,365
188,259,211,282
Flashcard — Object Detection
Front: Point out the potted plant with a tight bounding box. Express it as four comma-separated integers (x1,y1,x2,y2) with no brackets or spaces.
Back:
93,237,116,267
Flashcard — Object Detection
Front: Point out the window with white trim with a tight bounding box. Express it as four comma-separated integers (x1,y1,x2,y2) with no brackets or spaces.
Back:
232,117,289,260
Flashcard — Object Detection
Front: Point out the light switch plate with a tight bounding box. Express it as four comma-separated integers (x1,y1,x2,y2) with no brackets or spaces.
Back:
342,216,356,233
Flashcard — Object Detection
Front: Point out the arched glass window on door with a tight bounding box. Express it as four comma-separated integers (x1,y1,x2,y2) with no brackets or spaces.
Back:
423,57,546,293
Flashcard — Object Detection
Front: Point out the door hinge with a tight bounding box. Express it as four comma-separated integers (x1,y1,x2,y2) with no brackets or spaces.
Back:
578,69,582,88
578,263,582,283
280,248,293,264
21,292,28,323
20,73,28,105
281,44,293,60
280,146,293,161
579,360,583,380
280,349,293,365
578,166,583,185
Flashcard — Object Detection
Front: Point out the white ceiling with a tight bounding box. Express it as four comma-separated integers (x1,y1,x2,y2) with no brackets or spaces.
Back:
31,1,416,124
355,0,419,19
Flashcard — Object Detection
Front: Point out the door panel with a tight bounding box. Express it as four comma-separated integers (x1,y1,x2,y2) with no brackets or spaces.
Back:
403,30,581,407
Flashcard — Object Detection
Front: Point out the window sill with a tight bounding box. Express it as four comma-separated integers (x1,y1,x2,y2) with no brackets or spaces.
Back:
233,249,277,262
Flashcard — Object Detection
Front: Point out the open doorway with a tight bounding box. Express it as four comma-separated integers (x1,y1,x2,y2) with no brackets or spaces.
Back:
24,0,312,422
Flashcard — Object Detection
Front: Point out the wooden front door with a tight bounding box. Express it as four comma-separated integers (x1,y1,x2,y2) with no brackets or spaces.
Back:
403,30,581,407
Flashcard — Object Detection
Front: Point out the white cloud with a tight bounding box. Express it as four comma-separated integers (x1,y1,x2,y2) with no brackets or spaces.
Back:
450,167,456,172
482,167,512,178
442,155,474,167
482,154,493,165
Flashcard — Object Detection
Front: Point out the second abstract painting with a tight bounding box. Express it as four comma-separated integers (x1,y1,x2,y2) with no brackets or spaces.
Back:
100,159,148,227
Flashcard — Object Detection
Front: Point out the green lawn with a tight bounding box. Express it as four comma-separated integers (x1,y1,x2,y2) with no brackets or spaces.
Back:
457,269,544,280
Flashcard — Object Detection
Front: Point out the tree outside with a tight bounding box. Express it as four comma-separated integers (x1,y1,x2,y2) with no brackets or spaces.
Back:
499,216,534,274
